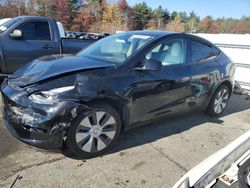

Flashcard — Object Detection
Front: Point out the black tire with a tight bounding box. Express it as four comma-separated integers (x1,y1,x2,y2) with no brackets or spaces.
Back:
64,103,121,159
206,84,230,116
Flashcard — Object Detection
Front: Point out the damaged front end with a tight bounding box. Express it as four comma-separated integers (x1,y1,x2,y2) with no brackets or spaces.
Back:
1,54,116,150
1,79,83,150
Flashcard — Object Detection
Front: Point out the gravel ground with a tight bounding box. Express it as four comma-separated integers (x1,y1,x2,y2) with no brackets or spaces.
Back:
0,94,249,188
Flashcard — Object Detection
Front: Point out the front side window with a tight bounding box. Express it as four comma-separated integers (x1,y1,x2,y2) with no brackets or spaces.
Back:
145,38,185,66
77,33,155,64
17,21,51,40
191,40,220,63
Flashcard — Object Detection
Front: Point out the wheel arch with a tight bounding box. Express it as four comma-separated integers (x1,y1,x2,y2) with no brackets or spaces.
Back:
216,79,233,96
204,79,233,111
82,97,129,130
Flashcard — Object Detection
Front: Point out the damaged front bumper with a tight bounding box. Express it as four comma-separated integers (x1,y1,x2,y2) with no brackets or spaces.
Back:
1,80,81,150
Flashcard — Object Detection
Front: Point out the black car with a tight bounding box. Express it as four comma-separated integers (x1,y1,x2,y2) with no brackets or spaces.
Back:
1,31,235,158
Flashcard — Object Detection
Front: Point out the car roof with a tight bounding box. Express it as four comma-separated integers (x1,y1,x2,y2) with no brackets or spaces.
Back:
16,15,53,21
184,33,216,47
125,30,215,46
125,30,177,37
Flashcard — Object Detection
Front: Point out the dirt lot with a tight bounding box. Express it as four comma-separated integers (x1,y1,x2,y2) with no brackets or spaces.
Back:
0,94,249,188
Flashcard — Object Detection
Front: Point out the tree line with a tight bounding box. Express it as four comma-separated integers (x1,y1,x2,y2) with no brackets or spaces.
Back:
0,0,250,34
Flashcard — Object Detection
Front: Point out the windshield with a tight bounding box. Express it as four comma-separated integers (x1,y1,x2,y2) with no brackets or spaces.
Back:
0,17,21,34
77,33,155,64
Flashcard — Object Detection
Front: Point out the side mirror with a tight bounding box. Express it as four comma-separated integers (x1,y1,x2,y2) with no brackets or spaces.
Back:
135,59,162,71
10,29,22,39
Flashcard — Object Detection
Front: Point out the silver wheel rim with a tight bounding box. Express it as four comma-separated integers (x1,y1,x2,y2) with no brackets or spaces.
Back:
214,88,229,114
75,111,117,153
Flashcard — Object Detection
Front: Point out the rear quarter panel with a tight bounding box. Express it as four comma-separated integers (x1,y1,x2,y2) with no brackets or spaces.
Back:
202,52,236,110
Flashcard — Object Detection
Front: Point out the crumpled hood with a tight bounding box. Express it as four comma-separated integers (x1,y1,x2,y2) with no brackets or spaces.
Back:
8,54,114,87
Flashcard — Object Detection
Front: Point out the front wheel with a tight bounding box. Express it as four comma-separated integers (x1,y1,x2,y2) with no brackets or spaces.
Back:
65,103,121,159
206,84,230,116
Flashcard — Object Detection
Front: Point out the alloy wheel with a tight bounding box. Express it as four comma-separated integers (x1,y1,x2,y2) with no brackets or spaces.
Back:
75,111,117,153
213,88,229,114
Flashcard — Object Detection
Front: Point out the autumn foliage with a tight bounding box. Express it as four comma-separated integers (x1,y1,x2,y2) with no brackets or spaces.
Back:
55,0,71,29
0,0,250,34
71,7,96,31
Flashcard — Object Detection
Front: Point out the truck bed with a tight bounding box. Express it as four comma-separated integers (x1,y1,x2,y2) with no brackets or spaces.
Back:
61,38,96,54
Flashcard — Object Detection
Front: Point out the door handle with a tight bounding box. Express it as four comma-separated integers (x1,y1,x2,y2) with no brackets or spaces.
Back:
43,44,53,50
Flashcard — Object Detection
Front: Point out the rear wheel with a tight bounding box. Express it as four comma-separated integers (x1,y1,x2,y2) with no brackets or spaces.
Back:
65,103,121,159
206,84,230,116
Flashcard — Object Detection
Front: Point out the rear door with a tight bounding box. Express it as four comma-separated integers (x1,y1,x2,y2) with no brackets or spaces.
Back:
186,38,221,109
3,19,59,73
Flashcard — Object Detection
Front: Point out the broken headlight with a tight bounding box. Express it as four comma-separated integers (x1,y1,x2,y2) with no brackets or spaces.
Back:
29,86,74,104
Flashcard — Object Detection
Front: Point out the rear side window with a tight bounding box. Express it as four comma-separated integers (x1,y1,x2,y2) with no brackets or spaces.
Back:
17,21,51,40
191,40,220,63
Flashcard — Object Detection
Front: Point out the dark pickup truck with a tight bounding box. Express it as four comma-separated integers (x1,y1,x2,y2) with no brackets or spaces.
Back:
0,16,97,74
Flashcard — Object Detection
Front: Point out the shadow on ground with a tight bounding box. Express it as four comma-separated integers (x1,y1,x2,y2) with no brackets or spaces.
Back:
0,124,21,159
63,94,250,159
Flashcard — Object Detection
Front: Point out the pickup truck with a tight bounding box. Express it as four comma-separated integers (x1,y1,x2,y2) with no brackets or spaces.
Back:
0,16,97,74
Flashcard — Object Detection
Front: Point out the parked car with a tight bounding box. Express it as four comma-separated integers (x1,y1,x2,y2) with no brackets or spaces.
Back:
65,31,109,40
0,16,98,74
0,18,11,25
173,131,250,188
1,31,236,158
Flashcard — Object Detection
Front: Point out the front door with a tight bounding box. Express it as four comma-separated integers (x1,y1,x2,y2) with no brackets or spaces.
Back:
129,37,192,124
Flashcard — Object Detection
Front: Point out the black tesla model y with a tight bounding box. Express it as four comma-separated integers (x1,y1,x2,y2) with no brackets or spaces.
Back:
1,31,236,158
